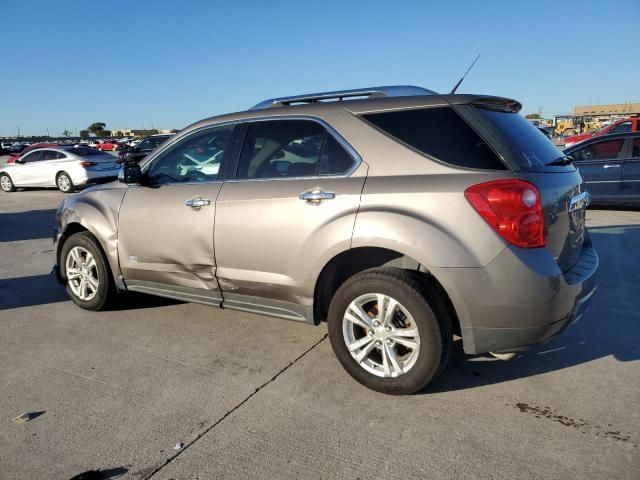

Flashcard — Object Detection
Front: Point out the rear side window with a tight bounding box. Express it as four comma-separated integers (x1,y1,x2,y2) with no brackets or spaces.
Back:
609,122,632,134
632,137,640,158
478,108,565,170
362,107,506,170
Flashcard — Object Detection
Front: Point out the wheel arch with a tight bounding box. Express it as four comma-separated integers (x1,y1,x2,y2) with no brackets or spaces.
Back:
56,194,124,288
313,246,461,336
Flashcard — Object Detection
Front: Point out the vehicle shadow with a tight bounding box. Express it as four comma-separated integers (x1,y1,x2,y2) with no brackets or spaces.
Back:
0,274,68,310
426,223,640,393
0,274,180,311
0,209,57,242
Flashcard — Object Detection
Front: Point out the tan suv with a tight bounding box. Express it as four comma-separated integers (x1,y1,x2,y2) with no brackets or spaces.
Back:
53,86,598,394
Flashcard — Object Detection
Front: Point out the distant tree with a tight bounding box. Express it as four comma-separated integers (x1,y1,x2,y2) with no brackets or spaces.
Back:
525,113,541,119
79,130,90,138
87,122,107,136
62,129,72,137
102,130,112,137
115,131,124,137
170,129,179,133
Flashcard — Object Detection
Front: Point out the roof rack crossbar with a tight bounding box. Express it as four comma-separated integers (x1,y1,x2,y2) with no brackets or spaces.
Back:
250,85,436,110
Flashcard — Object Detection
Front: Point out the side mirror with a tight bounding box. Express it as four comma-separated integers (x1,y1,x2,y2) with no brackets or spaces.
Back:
119,164,142,184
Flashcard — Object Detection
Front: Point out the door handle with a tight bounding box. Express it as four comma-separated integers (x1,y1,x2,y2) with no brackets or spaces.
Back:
603,164,621,169
299,189,336,205
184,198,211,209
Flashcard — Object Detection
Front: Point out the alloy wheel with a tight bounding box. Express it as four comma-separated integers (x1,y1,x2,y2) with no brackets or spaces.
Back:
65,246,99,301
342,293,421,378
1,175,12,191
58,174,71,192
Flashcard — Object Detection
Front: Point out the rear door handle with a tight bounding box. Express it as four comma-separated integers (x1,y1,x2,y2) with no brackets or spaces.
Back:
603,164,621,169
184,198,211,209
299,189,336,205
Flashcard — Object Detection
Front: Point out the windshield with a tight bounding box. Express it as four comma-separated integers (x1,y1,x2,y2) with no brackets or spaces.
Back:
138,136,169,150
478,108,568,170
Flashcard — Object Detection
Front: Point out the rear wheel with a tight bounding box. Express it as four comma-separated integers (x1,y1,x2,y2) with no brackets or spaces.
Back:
61,232,116,310
563,128,576,136
0,173,16,192
327,269,452,395
57,172,74,193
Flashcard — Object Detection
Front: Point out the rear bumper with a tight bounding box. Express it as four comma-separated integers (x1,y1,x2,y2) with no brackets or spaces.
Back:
71,168,120,185
432,236,598,354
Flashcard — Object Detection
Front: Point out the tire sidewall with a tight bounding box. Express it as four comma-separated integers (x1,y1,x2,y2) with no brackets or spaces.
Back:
328,271,443,395
60,232,111,310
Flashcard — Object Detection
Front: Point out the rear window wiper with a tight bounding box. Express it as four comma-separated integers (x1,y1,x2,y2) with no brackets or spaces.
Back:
547,156,573,166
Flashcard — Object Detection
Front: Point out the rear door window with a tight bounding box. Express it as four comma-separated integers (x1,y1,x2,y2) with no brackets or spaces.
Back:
362,107,506,170
237,120,355,179
40,150,60,161
571,138,625,162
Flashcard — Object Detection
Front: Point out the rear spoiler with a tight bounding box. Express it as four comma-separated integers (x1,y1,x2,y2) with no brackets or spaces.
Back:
472,96,522,113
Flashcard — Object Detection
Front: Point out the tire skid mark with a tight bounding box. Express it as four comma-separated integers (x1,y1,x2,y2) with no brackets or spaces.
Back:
507,402,636,447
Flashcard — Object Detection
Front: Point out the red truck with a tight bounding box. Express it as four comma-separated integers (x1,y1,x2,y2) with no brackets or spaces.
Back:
564,117,640,147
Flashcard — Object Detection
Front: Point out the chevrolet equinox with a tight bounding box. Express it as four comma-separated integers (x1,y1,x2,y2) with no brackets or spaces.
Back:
53,86,598,394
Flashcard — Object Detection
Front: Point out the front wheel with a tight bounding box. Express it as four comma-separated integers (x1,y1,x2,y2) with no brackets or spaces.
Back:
327,269,452,395
56,172,74,193
1,173,16,192
60,232,116,310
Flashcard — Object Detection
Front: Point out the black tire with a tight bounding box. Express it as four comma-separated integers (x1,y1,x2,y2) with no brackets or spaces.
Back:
0,173,16,192
327,268,452,395
60,232,116,311
563,128,576,136
56,171,74,193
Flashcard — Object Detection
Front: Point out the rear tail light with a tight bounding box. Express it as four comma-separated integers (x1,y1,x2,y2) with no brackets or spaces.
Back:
464,179,544,248
79,161,98,168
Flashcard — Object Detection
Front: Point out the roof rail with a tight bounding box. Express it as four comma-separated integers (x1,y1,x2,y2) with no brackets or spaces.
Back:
250,85,437,110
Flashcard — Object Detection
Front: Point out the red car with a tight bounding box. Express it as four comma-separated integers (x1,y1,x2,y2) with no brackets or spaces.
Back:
6,143,59,163
564,117,640,147
94,140,117,151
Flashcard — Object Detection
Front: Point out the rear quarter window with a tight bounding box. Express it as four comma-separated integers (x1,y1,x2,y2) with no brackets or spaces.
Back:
362,107,506,170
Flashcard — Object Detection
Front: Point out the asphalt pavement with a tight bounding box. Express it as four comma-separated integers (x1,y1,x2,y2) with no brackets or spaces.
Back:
0,158,638,479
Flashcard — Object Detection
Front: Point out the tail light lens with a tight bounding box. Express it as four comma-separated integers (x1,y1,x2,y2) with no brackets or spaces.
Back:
79,161,97,168
464,179,544,248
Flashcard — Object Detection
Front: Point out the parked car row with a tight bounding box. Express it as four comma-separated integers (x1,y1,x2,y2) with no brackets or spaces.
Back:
0,134,175,193
0,146,121,193
564,117,640,148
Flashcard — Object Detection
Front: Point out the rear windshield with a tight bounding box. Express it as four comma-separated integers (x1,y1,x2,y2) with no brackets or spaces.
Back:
478,108,566,169
362,107,506,170
65,147,105,156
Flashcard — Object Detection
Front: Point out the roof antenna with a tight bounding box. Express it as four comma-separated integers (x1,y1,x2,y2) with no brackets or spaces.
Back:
450,54,480,94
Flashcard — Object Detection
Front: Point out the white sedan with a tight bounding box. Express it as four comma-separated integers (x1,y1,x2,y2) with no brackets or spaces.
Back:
1,146,121,193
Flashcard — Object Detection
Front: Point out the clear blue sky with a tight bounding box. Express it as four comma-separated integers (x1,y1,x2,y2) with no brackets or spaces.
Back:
1,0,638,136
